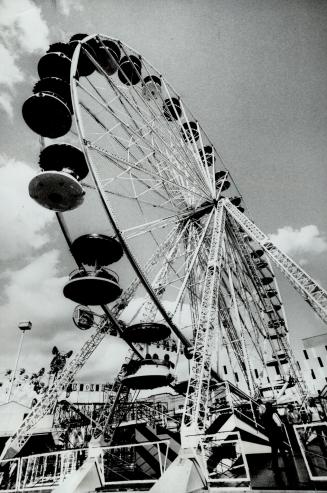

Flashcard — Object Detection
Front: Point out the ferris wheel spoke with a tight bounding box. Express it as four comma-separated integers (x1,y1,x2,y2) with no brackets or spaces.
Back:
114,46,212,191
77,78,210,199
121,213,189,241
87,41,213,195
83,182,179,214
87,141,208,206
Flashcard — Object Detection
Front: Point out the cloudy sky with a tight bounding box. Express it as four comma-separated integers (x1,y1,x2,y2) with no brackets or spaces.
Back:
0,0,326,386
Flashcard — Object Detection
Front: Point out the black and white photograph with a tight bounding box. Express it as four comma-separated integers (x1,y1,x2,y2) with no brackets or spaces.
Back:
0,1,327,491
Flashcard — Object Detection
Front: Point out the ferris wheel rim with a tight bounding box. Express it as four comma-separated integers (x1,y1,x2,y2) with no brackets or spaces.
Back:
65,34,301,399
68,35,226,351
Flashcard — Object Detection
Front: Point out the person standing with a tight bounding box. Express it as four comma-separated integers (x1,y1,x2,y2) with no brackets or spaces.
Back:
262,402,288,470
285,403,301,453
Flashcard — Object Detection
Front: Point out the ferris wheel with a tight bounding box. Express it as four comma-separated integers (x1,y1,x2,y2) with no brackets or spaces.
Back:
5,33,327,459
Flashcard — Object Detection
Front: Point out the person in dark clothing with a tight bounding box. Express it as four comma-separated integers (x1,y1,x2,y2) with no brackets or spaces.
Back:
262,402,289,470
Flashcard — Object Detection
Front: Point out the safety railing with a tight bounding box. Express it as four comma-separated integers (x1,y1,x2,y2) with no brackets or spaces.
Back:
113,401,170,428
99,440,170,487
209,381,265,434
294,421,327,481
0,448,89,492
0,440,170,491
19,448,88,491
200,431,250,489
0,458,20,492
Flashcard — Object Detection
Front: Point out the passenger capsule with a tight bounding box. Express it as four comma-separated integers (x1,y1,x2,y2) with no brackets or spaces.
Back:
256,261,268,270
38,42,73,82
276,350,288,363
198,146,215,167
261,276,273,286
122,359,174,389
230,197,242,207
272,304,282,311
95,39,120,76
266,329,287,340
63,267,122,305
266,358,278,367
181,121,199,143
215,171,230,190
73,305,94,330
266,289,277,298
142,75,161,100
216,179,230,191
69,34,97,77
71,234,123,266
163,97,182,121
118,55,142,85
63,234,124,304
215,171,227,181
28,144,88,212
251,249,264,259
22,77,72,138
122,322,171,343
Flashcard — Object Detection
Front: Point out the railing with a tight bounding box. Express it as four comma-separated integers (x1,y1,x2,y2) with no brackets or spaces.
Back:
111,401,174,429
209,381,265,434
99,440,170,486
0,458,19,492
294,421,327,481
18,448,88,491
0,440,170,491
69,267,119,283
200,431,250,488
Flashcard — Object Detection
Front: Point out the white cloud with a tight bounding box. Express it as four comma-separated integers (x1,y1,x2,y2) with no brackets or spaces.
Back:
270,225,327,257
0,250,70,323
0,250,74,374
0,154,54,260
57,0,84,16
0,0,50,119
0,91,14,119
0,45,24,86
0,0,49,53
0,250,134,384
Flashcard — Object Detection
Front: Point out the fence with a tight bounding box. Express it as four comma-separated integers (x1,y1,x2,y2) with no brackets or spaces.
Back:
0,440,169,492
99,440,170,487
0,459,20,492
200,431,250,489
294,421,327,481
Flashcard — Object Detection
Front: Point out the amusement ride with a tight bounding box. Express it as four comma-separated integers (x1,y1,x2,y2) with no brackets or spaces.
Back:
1,33,327,492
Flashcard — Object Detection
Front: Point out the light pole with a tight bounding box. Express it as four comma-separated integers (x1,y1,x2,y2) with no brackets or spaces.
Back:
7,321,32,402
